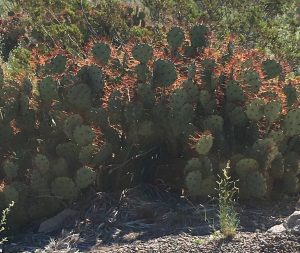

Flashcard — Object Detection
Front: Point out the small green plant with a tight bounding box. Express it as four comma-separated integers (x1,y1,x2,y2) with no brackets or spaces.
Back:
0,201,15,244
216,161,239,238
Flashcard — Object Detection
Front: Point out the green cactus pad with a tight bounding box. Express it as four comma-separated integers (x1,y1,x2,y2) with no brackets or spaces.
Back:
63,114,83,139
79,145,97,164
2,185,19,205
33,154,50,174
92,143,113,165
47,54,67,74
67,83,92,110
283,108,300,136
170,88,188,109
185,170,202,197
132,43,153,64
262,59,282,79
153,59,177,87
2,160,19,180
51,157,69,177
136,83,155,109
56,142,80,163
195,133,213,155
184,158,202,173
270,154,285,179
92,43,111,64
38,76,58,102
282,172,300,194
226,81,244,102
167,27,185,50
182,79,199,103
243,70,260,93
245,99,265,121
77,65,104,94
284,152,300,174
247,171,267,198
73,125,95,146
203,115,224,132
228,106,248,126
29,170,48,192
22,77,33,95
136,63,151,82
51,177,78,200
283,84,298,107
199,90,211,107
264,100,281,123
76,166,96,189
189,25,209,49
235,158,259,178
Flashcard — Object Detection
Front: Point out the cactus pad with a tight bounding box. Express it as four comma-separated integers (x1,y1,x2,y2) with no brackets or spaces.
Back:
76,166,96,189
67,83,92,110
33,154,50,174
132,43,153,64
190,25,208,49
51,177,78,200
2,160,19,180
283,108,300,136
243,70,260,93
262,60,282,79
264,100,281,123
245,99,265,121
63,114,83,139
38,76,58,102
73,125,95,146
195,133,214,155
153,59,177,87
92,43,111,64
167,27,184,50
226,81,244,102
47,54,67,74
235,158,259,178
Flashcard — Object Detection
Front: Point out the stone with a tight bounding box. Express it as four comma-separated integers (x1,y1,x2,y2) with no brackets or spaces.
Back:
38,209,78,233
284,210,300,235
267,224,286,233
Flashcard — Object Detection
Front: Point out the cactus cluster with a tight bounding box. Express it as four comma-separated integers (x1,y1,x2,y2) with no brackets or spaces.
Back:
0,25,299,230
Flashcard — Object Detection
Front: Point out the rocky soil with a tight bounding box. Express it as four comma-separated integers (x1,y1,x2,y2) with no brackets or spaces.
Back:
3,184,300,253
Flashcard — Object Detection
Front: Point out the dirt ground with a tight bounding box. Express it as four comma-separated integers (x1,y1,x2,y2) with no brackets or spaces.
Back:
3,184,300,253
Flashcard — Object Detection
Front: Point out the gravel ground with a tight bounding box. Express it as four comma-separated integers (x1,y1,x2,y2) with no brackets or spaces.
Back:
3,185,300,253
91,232,300,253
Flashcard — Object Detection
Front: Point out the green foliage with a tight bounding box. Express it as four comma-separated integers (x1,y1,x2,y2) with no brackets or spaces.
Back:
0,24,299,233
217,162,239,238
0,201,15,244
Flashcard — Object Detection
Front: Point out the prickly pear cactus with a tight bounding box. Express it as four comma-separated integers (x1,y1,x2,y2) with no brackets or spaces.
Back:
194,133,214,155
92,43,111,64
283,108,300,136
63,114,83,139
167,27,184,54
38,76,58,102
132,43,153,64
67,83,92,110
245,99,265,121
152,59,177,87
2,160,19,180
33,154,50,174
51,177,78,201
75,166,96,189
73,125,95,146
262,59,282,79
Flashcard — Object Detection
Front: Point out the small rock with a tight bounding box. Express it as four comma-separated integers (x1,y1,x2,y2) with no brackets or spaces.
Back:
284,210,300,235
267,224,286,233
38,209,78,233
